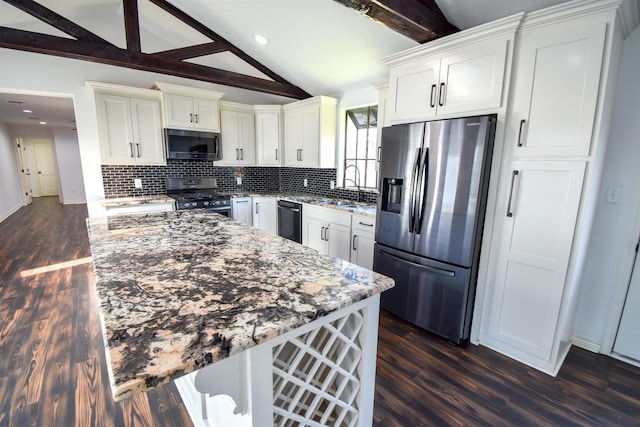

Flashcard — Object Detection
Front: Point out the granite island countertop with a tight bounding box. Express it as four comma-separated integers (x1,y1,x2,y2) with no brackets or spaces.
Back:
86,210,394,401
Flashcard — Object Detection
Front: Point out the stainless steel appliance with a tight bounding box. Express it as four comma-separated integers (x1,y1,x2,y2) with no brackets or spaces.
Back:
166,177,231,216
374,115,496,344
165,128,221,161
277,200,302,243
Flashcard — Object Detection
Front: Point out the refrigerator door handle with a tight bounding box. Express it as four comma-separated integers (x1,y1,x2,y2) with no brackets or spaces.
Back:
408,147,422,233
415,147,429,234
379,249,456,277
506,170,519,217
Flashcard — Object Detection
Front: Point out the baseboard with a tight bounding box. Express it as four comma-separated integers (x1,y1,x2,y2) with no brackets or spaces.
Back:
62,199,87,205
0,203,22,224
571,335,601,353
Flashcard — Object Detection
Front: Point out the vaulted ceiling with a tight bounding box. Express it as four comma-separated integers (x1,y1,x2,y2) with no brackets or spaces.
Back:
0,0,581,125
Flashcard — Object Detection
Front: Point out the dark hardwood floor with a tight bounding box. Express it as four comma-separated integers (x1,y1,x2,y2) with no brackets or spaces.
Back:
1,197,639,426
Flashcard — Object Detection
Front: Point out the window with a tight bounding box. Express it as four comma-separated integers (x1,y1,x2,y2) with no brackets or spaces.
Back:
343,105,378,190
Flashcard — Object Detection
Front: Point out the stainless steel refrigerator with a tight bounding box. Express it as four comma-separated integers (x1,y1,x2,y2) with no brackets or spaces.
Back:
373,115,496,344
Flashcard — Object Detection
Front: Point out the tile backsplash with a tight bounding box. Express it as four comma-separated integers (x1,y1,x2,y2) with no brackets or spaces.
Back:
102,160,378,204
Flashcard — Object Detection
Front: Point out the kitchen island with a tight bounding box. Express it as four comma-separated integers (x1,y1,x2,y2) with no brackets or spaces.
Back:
86,209,394,426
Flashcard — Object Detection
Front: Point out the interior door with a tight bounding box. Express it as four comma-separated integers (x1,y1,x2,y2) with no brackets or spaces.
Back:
15,138,32,204
32,140,58,196
613,248,640,362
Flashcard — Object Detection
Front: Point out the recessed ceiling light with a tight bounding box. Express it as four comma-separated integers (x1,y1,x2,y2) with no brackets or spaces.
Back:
39,121,47,125
254,34,269,45
22,109,32,113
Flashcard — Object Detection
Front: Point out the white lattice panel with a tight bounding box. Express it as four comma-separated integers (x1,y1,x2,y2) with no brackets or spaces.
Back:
272,309,365,427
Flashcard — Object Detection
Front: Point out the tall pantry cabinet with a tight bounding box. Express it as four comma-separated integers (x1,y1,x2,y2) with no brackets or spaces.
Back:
477,0,630,375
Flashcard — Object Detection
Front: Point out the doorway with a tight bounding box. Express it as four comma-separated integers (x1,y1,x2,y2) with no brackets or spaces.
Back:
18,138,59,199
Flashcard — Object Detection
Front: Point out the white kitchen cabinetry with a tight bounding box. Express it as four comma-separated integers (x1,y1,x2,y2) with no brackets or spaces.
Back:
252,197,277,235
232,197,252,225
303,205,351,261
385,16,520,125
350,214,376,270
219,103,256,166
509,24,606,157
93,91,164,165
153,82,224,132
255,105,282,166
284,96,338,168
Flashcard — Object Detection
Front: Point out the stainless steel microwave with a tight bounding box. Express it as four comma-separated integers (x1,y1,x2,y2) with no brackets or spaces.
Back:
164,128,221,161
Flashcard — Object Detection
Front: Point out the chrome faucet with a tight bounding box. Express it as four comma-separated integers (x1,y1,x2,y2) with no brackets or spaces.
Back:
344,164,362,203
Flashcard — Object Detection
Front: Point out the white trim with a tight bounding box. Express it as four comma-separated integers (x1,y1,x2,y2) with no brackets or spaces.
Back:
152,81,224,100
571,335,602,353
0,203,22,224
86,81,162,99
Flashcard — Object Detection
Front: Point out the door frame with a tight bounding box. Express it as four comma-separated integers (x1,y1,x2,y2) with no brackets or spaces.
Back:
14,137,32,205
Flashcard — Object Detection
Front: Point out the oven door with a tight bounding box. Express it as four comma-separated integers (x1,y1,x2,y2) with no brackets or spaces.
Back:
206,206,231,217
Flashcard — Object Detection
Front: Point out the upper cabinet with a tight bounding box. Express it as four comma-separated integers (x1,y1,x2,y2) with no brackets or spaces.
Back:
509,23,606,157
219,102,256,166
284,96,338,168
255,105,283,167
153,82,224,132
385,15,521,124
88,82,165,165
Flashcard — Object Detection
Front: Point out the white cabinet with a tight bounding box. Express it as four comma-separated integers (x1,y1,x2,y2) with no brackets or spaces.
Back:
232,197,252,225
255,105,282,166
154,82,224,132
284,96,338,168
94,93,164,165
303,205,351,260
252,197,277,235
387,36,510,124
484,161,585,362
350,214,376,270
219,103,256,166
509,23,606,157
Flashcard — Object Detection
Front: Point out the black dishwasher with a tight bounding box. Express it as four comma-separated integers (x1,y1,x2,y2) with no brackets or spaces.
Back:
277,200,302,243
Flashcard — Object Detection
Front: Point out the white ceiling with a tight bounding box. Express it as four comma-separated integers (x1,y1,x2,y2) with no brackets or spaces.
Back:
0,0,585,128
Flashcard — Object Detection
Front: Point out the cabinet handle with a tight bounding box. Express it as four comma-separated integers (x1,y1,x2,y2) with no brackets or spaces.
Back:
237,200,249,204
275,148,278,161
506,170,519,218
377,146,381,163
135,143,140,157
358,221,374,227
189,113,193,123
352,235,357,251
517,119,526,147
320,226,325,241
255,203,259,214
430,84,437,108
128,142,134,157
325,225,329,241
438,82,445,107
240,148,244,160
236,148,239,160
194,114,198,123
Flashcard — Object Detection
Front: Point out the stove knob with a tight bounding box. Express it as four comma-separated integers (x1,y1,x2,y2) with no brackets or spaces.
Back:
203,201,210,206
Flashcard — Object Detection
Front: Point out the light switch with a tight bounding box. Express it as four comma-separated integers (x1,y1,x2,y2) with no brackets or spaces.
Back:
236,177,242,185
304,179,308,187
134,178,142,189
605,186,620,204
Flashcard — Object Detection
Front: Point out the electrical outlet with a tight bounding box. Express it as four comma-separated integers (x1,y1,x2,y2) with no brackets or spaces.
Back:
236,177,242,185
330,180,335,190
134,178,142,189
304,179,308,187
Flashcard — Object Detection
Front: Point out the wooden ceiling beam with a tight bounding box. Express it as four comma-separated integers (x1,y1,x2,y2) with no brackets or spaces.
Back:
3,0,113,45
0,27,311,99
155,42,230,60
333,0,458,43
123,0,141,53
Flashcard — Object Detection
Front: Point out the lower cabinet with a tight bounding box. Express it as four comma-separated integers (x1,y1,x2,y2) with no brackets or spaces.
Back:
350,214,376,270
252,197,277,235
303,205,351,260
232,197,252,225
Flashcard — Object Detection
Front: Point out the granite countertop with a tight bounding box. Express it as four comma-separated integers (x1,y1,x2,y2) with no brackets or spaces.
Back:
87,210,393,401
101,195,175,207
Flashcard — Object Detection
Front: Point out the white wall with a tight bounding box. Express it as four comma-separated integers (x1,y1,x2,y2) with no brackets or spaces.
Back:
52,128,86,204
572,25,640,350
0,122,23,222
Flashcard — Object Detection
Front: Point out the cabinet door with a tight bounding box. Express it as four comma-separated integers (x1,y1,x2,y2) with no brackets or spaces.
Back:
164,94,194,129
256,112,281,166
96,94,135,164
220,110,240,164
350,231,375,270
511,24,606,157
300,108,320,167
237,112,256,165
438,39,507,116
487,160,585,361
388,59,440,124
232,197,252,225
303,216,327,254
284,109,303,166
130,98,164,164
327,223,351,261
193,97,220,132
253,198,277,235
